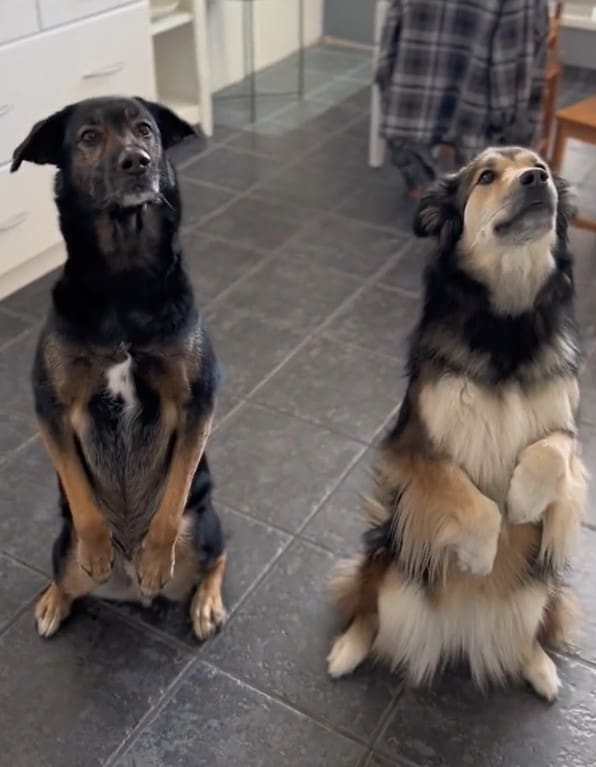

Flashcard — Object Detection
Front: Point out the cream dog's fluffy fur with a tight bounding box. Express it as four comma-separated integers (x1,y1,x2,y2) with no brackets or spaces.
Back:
327,147,587,701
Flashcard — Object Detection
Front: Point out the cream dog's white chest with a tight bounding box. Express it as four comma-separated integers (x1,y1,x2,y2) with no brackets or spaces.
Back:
419,375,578,502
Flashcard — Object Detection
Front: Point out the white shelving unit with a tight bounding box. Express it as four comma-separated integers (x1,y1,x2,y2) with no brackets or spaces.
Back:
149,0,213,135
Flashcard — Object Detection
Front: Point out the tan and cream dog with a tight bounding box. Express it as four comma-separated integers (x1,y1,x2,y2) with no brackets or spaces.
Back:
327,147,587,701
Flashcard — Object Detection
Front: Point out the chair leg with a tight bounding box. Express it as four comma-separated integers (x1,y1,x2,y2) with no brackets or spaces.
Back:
550,121,567,172
369,0,390,168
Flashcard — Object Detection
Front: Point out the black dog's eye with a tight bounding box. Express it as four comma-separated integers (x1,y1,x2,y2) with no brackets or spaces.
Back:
478,169,495,185
535,162,547,171
137,122,153,138
80,129,100,146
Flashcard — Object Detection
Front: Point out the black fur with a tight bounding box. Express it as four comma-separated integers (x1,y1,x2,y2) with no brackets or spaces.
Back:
13,97,223,584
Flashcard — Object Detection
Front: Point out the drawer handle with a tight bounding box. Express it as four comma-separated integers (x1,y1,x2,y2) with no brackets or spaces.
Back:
82,62,125,80
0,211,29,232
0,104,13,118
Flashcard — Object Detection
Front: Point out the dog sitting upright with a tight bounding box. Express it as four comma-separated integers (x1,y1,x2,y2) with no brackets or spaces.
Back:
327,147,587,700
11,97,227,640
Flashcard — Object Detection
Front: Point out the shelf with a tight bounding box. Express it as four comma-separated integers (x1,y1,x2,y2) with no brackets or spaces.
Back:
161,97,201,125
151,11,193,36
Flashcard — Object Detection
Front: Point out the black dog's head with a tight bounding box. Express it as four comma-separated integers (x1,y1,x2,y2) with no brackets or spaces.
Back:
11,97,199,212
412,147,577,314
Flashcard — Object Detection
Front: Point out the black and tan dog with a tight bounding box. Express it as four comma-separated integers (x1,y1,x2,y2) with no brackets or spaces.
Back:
327,147,587,700
11,97,227,640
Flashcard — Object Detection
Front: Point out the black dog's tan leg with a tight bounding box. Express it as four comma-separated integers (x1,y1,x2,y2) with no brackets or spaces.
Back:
507,432,586,569
35,551,96,638
137,417,212,599
40,423,112,582
191,552,227,640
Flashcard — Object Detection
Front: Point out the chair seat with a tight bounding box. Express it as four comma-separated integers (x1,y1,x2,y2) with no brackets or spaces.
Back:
556,96,596,130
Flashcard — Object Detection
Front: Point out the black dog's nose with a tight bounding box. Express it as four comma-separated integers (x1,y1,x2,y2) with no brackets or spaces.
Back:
519,168,548,187
119,148,151,175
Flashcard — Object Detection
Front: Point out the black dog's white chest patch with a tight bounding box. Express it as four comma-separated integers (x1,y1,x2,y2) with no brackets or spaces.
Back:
105,353,137,411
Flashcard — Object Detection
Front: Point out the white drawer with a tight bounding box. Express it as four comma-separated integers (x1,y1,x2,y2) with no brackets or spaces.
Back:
63,4,155,103
0,0,39,45
0,32,69,167
0,3,154,168
38,0,132,30
0,164,61,276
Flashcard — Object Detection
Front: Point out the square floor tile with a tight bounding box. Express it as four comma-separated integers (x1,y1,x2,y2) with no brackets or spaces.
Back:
226,125,320,160
209,404,362,532
273,102,361,137
376,659,596,767
113,505,290,644
180,231,268,306
115,663,366,767
0,554,45,632
0,438,60,573
0,326,40,456
180,146,285,193
217,254,360,332
285,213,406,277
311,79,369,108
200,197,308,250
337,173,417,232
206,540,399,742
179,179,236,229
323,285,418,359
0,604,190,767
0,310,32,350
167,132,208,168
204,302,303,398
570,526,596,665
380,236,433,295
254,337,405,442
254,162,359,211
301,449,376,555
304,130,370,175
0,270,55,321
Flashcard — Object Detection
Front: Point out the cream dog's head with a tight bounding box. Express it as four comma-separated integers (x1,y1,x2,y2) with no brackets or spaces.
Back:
413,147,577,315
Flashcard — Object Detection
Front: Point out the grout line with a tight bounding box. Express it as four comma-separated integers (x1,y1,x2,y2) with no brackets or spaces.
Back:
102,655,198,767
196,658,378,752
173,105,366,236
0,432,39,469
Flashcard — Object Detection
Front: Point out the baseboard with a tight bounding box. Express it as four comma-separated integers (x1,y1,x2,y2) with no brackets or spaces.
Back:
0,242,65,301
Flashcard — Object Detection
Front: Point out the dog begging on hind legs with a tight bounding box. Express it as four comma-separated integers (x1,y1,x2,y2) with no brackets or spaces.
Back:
12,97,227,641
327,146,587,701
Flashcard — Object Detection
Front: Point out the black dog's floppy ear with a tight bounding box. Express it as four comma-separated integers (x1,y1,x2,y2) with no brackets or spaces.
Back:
11,106,73,173
135,98,203,150
413,172,462,248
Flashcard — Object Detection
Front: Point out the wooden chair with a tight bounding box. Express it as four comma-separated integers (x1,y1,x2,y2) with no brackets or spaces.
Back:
551,95,596,232
537,2,564,158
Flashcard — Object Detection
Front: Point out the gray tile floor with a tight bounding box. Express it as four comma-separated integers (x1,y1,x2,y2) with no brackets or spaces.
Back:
1,44,596,767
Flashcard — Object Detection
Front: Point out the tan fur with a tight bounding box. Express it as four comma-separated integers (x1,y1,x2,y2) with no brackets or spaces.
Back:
191,552,228,640
460,148,558,315
137,414,213,599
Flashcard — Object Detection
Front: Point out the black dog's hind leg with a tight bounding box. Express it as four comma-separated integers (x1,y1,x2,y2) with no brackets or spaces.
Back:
161,454,227,639
35,481,97,637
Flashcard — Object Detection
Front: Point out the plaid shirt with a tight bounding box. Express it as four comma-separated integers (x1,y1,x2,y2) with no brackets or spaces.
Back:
377,0,550,157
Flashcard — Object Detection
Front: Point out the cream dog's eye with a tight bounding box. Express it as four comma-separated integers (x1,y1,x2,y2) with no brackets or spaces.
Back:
478,170,495,185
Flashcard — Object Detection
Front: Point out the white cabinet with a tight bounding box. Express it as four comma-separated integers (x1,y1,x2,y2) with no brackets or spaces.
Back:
0,0,39,45
0,1,157,299
37,0,132,29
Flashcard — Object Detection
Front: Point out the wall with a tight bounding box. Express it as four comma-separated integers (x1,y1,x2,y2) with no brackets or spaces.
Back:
323,0,375,45
208,0,324,92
